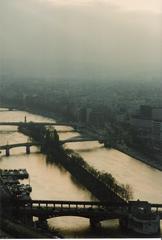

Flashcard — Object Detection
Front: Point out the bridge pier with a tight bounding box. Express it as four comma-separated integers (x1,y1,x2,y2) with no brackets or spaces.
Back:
36,217,48,230
22,214,33,226
89,218,101,228
6,148,10,156
26,145,30,154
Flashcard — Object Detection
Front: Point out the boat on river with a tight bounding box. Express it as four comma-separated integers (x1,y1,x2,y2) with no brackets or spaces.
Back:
0,169,29,179
0,168,32,201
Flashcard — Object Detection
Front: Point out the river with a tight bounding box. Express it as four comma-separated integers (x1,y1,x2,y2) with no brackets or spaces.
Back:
0,108,162,237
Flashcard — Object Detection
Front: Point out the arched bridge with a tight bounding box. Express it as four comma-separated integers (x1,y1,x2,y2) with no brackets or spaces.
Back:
0,142,40,156
16,200,162,226
17,200,128,225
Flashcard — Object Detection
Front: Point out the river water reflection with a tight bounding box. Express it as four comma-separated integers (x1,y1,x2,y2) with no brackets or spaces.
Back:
0,109,162,237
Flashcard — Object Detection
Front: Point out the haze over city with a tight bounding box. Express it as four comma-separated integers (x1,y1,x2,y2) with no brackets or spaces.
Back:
1,0,162,238
0,0,162,80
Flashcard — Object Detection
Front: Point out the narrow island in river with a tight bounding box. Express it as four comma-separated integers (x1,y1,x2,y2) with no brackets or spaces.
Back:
18,122,133,203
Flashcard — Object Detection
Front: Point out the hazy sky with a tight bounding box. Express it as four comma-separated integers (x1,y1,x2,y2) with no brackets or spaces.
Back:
0,0,162,80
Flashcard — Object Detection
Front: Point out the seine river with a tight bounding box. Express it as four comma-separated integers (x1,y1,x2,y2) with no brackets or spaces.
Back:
0,108,162,237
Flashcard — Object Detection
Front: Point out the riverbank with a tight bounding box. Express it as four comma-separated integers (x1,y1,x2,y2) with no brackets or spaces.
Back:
117,145,162,171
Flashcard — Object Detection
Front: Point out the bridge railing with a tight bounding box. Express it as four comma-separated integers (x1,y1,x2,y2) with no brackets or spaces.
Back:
18,200,128,211
150,204,162,213
20,200,103,209
18,200,162,210
0,142,40,149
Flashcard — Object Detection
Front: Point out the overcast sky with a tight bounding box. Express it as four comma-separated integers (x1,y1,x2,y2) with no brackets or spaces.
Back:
0,0,162,81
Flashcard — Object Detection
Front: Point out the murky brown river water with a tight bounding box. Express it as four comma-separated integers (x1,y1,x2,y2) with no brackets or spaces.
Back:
0,109,162,237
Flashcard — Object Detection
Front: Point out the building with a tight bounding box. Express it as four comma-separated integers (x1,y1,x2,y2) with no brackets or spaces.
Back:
131,106,162,152
152,108,162,151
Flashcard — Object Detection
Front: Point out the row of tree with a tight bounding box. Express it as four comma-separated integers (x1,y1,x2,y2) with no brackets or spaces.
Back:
65,149,133,201
19,123,133,201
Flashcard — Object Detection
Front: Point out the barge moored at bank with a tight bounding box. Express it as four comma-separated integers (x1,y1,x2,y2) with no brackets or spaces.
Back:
0,168,31,201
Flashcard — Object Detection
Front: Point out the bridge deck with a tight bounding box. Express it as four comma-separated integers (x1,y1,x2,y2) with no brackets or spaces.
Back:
0,122,70,126
61,139,99,144
19,206,124,220
17,200,128,220
0,142,40,150
19,200,128,206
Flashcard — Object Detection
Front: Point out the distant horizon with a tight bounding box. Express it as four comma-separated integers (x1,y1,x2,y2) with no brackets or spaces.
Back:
0,0,162,81
40,0,162,12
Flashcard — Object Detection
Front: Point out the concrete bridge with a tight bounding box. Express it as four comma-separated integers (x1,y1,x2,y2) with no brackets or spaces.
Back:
0,142,40,156
0,134,104,156
0,121,72,127
0,108,15,112
0,137,99,156
16,200,162,226
60,136,102,144
0,122,104,143
16,200,128,226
